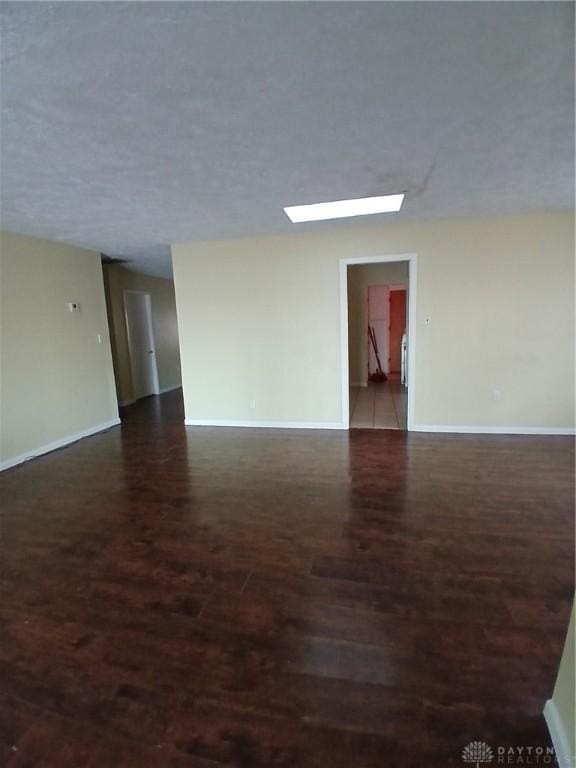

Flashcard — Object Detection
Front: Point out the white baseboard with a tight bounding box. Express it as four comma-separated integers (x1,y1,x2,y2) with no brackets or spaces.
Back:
184,419,574,435
0,418,121,472
412,424,575,436
119,398,136,407
350,381,368,388
544,699,574,767
185,418,346,430
159,384,182,394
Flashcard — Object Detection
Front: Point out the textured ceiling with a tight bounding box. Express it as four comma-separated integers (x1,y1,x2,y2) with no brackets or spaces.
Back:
0,2,573,279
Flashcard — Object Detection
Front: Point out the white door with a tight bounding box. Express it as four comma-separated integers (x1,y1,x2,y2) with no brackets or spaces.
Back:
124,291,159,400
367,285,389,375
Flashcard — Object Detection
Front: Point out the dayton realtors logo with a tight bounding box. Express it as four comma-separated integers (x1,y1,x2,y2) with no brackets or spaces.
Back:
462,741,560,766
462,741,494,767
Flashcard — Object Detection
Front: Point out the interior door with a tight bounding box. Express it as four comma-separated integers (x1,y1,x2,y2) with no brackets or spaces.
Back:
124,291,158,399
389,289,406,374
367,285,389,375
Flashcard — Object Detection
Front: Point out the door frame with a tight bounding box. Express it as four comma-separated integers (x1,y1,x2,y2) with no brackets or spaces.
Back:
367,282,407,376
339,253,417,431
123,289,160,398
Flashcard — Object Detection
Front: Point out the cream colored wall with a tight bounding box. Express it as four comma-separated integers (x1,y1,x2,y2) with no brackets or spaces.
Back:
348,262,409,385
103,265,181,404
0,231,118,465
548,603,575,760
172,212,574,429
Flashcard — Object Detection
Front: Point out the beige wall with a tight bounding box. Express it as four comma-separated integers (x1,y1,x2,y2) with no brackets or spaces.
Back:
348,261,409,385
172,212,574,430
0,231,119,467
103,265,181,404
547,602,575,761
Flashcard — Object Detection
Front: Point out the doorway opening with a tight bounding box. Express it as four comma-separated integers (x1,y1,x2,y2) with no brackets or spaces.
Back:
339,254,417,430
124,290,160,400
101,261,183,412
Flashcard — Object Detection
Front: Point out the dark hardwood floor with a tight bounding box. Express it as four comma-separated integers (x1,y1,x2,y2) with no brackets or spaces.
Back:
0,390,574,767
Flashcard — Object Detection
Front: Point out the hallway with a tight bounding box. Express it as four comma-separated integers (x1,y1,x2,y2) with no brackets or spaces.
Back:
0,390,573,766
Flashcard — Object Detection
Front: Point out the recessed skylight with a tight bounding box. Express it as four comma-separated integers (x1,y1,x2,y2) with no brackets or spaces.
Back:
284,193,404,223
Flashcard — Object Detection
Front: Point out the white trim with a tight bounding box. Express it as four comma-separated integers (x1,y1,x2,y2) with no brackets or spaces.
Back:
119,398,136,407
340,253,417,431
344,255,415,266
544,699,574,768
185,419,346,430
185,420,575,435
0,418,121,472
350,381,368,388
159,384,182,394
123,289,160,398
412,424,575,435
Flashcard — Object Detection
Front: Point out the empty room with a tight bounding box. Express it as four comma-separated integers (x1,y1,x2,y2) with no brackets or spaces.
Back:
0,3,574,767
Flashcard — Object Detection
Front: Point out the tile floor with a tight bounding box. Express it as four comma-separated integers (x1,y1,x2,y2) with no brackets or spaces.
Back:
349,379,407,429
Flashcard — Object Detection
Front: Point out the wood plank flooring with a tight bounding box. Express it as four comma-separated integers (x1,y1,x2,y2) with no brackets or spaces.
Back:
0,390,573,767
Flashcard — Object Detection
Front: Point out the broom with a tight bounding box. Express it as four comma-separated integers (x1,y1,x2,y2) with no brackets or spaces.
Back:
368,325,387,383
